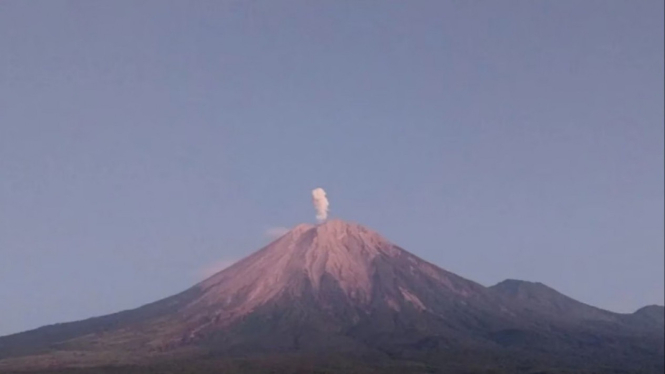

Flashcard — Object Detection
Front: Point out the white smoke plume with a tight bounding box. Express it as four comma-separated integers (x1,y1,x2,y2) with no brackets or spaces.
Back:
311,188,329,222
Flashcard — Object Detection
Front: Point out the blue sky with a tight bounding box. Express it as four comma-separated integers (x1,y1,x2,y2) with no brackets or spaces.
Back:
0,0,663,336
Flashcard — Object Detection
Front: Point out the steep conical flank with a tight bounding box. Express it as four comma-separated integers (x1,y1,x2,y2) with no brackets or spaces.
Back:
165,219,507,350
0,220,498,366
0,220,663,372
188,220,487,318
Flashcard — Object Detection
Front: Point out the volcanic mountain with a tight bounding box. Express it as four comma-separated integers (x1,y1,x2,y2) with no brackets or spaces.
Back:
0,220,663,373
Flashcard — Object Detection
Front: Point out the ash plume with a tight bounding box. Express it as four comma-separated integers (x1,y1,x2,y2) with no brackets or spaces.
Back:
311,188,329,222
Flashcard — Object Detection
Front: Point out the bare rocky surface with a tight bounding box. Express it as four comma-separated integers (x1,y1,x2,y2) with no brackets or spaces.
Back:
1,220,662,373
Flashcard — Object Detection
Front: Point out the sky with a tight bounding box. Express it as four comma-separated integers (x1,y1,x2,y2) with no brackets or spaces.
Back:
0,1,663,337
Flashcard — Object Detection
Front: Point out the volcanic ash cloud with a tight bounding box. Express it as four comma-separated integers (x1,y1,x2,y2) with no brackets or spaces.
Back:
311,188,329,222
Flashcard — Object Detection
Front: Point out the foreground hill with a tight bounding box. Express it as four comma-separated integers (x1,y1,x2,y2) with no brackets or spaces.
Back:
1,220,662,373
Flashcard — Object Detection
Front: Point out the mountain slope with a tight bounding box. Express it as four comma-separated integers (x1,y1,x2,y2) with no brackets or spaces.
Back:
489,279,619,323
0,220,662,372
0,220,508,362
623,305,665,331
149,220,519,353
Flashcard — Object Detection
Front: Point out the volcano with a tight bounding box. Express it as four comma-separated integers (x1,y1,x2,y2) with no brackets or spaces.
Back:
0,220,663,373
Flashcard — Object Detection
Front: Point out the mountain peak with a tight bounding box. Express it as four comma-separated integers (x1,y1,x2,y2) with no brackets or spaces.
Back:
636,305,665,312
312,219,377,235
491,279,550,294
309,220,391,253
315,218,349,227
278,220,384,244
633,305,665,320
490,279,617,322
189,220,397,321
1,221,663,372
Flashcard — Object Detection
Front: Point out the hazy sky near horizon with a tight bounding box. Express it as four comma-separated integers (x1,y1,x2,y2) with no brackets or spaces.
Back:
0,1,663,336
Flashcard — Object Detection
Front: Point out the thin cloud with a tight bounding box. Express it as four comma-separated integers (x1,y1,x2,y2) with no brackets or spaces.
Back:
265,226,290,239
198,259,236,279
197,227,289,280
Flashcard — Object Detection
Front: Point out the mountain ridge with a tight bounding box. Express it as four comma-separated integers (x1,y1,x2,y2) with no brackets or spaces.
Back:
0,220,662,372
